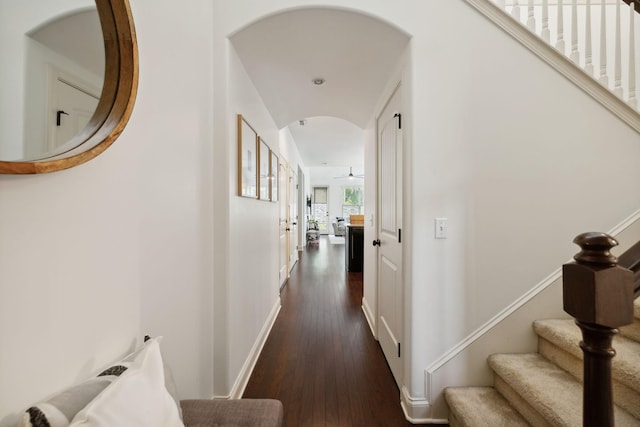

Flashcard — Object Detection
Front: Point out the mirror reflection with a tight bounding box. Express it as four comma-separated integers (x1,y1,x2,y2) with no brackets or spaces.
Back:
0,1,104,161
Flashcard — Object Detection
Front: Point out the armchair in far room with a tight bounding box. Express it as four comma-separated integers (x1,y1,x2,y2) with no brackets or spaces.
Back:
332,217,346,236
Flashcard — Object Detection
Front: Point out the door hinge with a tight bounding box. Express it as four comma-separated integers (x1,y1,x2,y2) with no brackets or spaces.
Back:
398,343,401,357
398,228,402,243
394,113,401,129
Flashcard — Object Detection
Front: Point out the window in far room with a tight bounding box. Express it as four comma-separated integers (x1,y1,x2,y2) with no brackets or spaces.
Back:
312,186,328,232
342,186,364,218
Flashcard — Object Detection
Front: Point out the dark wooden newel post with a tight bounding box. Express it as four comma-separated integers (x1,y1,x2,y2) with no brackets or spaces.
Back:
563,232,634,427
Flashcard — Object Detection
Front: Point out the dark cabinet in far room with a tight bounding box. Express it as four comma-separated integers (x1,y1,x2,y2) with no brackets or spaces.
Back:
345,224,364,272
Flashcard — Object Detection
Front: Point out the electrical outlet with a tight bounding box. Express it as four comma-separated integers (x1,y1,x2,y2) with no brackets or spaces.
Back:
435,218,447,239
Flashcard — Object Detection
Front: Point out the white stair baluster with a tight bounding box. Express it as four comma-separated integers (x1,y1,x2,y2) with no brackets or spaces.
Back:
512,0,521,21
570,0,580,63
613,0,623,97
599,0,609,86
628,2,637,109
527,0,536,31
585,0,594,75
497,0,506,10
557,0,566,53
542,0,551,42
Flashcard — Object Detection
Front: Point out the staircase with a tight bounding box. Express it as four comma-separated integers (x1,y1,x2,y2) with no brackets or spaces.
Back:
445,297,640,426
441,3,640,425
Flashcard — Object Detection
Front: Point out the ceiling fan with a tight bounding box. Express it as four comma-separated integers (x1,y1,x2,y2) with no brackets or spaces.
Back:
333,166,364,180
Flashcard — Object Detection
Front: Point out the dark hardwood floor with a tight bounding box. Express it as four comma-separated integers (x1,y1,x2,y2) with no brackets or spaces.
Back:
243,236,420,426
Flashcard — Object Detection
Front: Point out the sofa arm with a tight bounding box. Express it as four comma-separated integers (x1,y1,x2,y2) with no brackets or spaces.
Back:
180,399,283,427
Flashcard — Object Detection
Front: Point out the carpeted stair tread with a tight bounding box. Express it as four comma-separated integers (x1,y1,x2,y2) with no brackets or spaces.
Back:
622,298,640,341
488,353,638,426
444,387,529,427
533,319,640,393
621,322,640,341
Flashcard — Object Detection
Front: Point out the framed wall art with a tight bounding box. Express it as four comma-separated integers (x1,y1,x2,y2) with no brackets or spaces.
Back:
270,150,278,202
237,114,258,198
259,137,270,201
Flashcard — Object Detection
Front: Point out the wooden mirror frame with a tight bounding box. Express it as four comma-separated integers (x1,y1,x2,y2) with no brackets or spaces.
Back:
0,0,138,174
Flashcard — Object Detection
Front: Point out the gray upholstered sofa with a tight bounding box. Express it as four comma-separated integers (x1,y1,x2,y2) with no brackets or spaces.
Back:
18,337,283,427
332,218,346,236
181,399,283,426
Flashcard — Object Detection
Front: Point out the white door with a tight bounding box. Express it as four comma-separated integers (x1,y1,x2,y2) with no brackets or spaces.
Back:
49,77,99,152
289,167,298,270
376,84,403,386
279,159,289,288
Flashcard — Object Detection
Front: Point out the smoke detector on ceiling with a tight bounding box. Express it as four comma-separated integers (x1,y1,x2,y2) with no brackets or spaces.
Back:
312,78,325,85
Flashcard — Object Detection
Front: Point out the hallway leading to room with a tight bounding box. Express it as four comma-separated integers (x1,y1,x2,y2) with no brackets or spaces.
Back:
243,236,427,426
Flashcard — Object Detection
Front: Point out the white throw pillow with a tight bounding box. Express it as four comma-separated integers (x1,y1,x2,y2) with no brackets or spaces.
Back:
69,339,184,427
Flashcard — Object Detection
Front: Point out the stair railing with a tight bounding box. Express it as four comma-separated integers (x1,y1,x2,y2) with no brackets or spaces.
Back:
563,232,636,427
488,0,639,112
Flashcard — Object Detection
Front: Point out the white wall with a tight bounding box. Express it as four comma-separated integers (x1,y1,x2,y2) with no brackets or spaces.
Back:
0,1,215,426
212,41,288,397
212,40,309,397
131,0,215,402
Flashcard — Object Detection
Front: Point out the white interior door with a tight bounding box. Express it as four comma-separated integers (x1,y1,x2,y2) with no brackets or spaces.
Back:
49,77,99,152
376,84,403,386
279,159,289,288
297,167,306,251
289,167,298,270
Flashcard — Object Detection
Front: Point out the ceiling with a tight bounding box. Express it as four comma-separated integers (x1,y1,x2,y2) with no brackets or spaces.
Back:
230,7,409,171
30,9,104,78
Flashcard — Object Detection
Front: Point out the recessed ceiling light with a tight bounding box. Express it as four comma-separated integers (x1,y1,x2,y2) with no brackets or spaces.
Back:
312,78,325,85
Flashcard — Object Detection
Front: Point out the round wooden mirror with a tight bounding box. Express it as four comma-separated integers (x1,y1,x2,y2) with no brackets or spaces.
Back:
0,0,138,174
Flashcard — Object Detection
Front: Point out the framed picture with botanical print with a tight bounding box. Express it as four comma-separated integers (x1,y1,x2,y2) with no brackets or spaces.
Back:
259,138,270,200
237,114,258,198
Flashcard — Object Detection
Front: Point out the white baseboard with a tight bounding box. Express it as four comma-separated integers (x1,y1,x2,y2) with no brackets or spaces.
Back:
228,298,281,399
361,298,377,339
400,386,448,424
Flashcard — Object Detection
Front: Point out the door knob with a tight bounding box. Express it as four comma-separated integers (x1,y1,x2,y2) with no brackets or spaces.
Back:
372,239,381,247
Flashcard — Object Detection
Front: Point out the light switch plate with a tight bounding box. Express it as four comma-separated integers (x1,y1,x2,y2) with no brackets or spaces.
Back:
435,218,447,239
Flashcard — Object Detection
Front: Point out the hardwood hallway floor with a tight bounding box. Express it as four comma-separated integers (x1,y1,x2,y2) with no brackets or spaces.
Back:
243,236,420,427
